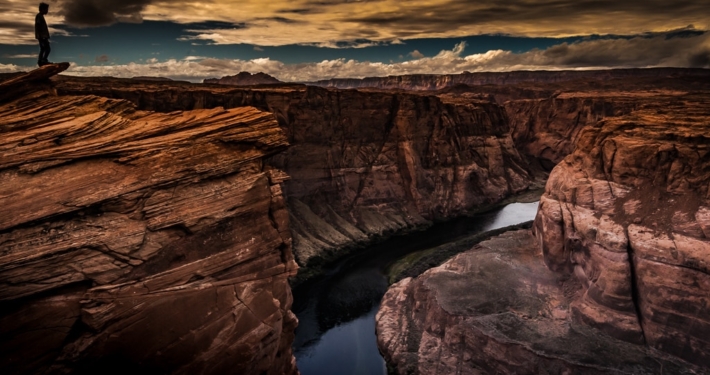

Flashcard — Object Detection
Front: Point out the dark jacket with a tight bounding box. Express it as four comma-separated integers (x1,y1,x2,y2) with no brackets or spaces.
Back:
35,13,49,40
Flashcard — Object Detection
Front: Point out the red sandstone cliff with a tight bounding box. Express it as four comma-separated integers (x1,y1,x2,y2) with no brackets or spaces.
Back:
376,80,710,373
311,68,710,91
0,66,298,374
534,93,710,366
53,78,534,275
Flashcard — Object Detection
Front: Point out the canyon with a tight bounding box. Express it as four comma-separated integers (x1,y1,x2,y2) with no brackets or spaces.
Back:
53,76,534,281
1,66,709,374
376,73,710,373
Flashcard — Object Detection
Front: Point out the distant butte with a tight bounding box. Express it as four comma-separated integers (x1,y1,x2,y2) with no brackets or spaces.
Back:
204,71,282,86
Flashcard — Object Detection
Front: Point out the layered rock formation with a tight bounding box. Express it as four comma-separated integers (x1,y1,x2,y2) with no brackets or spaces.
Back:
505,93,641,168
312,68,710,91
0,66,298,374
534,93,710,367
377,83,710,373
377,230,701,374
54,78,534,274
204,72,282,86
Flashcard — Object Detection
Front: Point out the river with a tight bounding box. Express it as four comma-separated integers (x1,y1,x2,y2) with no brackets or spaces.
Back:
292,201,540,375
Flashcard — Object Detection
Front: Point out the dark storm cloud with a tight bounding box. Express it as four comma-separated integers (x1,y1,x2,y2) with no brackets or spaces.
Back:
59,0,154,27
277,8,317,15
497,31,710,68
345,0,710,36
0,21,34,31
689,51,710,67
256,17,302,24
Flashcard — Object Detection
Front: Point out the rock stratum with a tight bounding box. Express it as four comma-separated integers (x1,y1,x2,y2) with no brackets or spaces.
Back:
0,65,298,374
312,68,710,91
534,93,710,366
204,72,282,86
377,230,702,374
54,78,534,277
377,77,710,373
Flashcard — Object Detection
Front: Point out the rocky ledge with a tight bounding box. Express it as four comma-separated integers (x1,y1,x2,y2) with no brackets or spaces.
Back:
0,66,298,374
377,91,710,372
377,230,701,374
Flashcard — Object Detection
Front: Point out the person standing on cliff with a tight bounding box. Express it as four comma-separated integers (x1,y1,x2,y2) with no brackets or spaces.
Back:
35,2,52,67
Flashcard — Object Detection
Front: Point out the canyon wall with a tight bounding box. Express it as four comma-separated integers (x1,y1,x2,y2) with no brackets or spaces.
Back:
505,94,641,168
311,68,710,91
534,92,710,366
377,230,700,374
376,82,710,373
55,79,533,273
0,66,298,374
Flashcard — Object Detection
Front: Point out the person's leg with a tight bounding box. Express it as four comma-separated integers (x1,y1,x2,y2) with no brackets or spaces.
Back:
45,40,51,63
37,39,44,66
38,39,51,65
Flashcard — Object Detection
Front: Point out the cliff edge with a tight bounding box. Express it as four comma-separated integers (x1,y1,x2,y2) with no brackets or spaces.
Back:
0,66,298,374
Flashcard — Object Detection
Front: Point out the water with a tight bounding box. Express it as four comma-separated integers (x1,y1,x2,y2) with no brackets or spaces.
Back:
292,202,540,375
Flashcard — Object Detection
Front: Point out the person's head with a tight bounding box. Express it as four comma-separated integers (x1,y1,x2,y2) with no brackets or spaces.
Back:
39,2,49,14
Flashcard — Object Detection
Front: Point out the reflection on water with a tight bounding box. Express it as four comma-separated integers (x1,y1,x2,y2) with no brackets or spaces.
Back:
292,202,540,375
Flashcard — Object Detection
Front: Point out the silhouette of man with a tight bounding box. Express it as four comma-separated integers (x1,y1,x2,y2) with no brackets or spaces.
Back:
35,2,51,66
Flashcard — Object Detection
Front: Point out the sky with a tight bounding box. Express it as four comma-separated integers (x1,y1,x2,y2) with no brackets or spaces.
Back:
0,0,709,82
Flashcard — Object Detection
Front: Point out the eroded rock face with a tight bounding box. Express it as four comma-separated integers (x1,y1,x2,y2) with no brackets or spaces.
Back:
0,69,298,374
376,230,699,374
311,68,710,91
204,71,282,86
533,94,710,367
54,78,533,272
505,94,642,168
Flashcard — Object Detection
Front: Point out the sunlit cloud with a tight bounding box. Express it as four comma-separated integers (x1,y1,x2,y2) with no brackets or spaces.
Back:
2,1,710,47
3,54,36,58
409,50,424,59
5,31,707,82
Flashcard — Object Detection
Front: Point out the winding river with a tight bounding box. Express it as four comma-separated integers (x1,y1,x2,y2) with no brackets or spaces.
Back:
292,201,540,375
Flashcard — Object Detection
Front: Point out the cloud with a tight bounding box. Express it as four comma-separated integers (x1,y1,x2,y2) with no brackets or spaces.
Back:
143,0,710,46
0,12,70,45
0,62,23,73
1,0,710,48
408,50,424,59
253,46,264,51
4,30,709,82
58,0,152,27
95,54,109,63
4,54,36,59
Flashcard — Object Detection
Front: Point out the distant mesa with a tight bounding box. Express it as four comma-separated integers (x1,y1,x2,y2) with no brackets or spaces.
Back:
131,76,174,81
204,71,282,86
